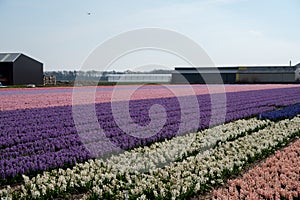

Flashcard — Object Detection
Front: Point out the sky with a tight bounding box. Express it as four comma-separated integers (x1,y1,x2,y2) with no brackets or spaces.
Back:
0,0,299,71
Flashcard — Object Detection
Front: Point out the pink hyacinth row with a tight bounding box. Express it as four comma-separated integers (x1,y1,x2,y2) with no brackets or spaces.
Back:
1,84,299,111
213,139,300,200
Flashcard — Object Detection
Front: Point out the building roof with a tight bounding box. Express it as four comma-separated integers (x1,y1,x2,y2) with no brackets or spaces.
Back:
0,53,22,62
237,66,296,73
174,67,239,74
107,74,172,77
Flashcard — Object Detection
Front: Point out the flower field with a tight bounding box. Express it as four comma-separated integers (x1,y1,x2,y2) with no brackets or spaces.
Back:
213,138,300,200
0,84,300,200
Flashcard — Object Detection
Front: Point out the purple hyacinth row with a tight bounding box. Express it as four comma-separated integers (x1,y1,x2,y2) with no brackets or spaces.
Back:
1,87,300,181
260,103,300,120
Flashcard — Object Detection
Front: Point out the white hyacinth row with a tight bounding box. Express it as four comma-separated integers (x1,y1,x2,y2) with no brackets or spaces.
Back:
113,116,299,199
106,118,270,173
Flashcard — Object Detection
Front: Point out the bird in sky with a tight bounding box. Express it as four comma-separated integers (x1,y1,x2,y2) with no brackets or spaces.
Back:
87,12,91,15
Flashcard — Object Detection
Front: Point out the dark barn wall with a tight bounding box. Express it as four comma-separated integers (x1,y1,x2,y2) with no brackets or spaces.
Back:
13,55,43,85
172,72,236,84
238,73,295,83
171,72,188,84
222,73,236,84
172,67,238,84
0,62,14,85
282,73,295,82
172,72,211,84
202,73,228,84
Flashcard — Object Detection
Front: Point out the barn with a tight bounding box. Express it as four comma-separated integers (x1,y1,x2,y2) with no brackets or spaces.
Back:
0,53,43,85
172,65,300,84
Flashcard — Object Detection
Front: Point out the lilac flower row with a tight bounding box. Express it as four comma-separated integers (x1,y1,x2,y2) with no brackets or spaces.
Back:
0,85,197,96
0,87,300,181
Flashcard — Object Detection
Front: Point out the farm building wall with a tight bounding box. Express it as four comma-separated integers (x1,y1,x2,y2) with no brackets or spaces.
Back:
0,62,13,85
172,72,204,84
221,73,236,83
171,67,237,84
13,54,43,85
171,73,230,84
237,73,295,83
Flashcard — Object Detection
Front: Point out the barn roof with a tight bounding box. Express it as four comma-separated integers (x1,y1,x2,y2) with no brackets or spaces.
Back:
0,53,22,62
174,67,239,74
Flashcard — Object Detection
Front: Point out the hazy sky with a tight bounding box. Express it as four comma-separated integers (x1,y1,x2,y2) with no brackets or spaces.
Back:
0,0,299,71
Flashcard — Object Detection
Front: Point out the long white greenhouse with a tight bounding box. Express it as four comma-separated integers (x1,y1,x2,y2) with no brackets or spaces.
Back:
107,74,172,83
